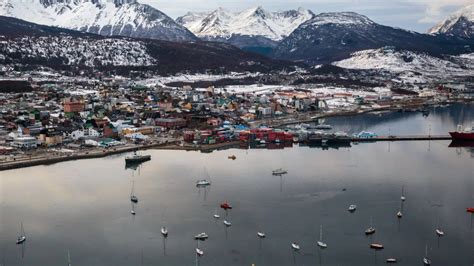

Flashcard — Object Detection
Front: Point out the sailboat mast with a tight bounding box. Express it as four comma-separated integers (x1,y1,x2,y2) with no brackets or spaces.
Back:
319,225,323,241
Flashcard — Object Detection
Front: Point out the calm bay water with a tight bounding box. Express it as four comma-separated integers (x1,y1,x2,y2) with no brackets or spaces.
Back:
1,103,473,266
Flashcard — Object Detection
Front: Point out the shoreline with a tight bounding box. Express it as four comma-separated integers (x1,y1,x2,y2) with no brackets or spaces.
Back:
1,100,471,171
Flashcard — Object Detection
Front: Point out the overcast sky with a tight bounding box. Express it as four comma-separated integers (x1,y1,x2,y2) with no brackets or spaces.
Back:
141,0,472,33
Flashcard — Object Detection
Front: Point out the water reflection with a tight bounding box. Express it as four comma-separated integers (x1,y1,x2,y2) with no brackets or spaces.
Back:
0,104,473,265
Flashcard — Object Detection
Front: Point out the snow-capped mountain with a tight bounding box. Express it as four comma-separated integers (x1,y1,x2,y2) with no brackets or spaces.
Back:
273,12,473,65
428,4,474,39
332,47,473,83
0,0,198,42
0,16,294,74
176,7,314,41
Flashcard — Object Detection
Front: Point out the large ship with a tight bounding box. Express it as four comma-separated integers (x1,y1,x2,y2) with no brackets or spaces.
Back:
449,125,474,141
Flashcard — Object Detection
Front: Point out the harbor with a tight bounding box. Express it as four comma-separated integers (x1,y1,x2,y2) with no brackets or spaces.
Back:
1,103,473,266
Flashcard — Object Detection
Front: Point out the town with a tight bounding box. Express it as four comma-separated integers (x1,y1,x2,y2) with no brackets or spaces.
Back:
0,71,472,170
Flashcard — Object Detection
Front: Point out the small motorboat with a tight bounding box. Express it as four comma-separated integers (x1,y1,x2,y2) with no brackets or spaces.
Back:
223,220,232,227
370,243,384,250
257,232,266,238
466,207,474,213
397,211,403,218
161,226,168,237
272,168,288,175
196,248,204,256
194,233,209,240
220,201,232,210
386,258,397,263
228,155,236,160
435,229,444,237
213,213,220,219
291,242,300,251
196,180,211,187
348,204,357,212
130,195,138,203
131,210,136,215
365,227,376,235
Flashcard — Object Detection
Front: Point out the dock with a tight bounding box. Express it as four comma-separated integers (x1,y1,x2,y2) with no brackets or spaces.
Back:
351,135,452,142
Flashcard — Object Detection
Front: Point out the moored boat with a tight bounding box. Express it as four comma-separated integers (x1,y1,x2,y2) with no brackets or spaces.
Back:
291,242,300,251
272,168,288,175
467,207,474,213
386,258,397,263
435,229,444,237
223,220,232,227
220,201,232,210
16,222,26,245
196,248,204,256
449,124,474,141
125,152,151,164
348,204,357,212
194,232,209,240
161,226,168,237
196,180,211,187
257,232,266,238
370,243,384,250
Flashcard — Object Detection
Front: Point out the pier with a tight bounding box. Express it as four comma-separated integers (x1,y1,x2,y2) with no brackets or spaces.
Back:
351,135,452,142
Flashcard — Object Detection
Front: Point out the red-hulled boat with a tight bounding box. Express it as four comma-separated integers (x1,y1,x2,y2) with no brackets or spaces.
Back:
449,125,474,141
467,208,474,214
220,201,232,210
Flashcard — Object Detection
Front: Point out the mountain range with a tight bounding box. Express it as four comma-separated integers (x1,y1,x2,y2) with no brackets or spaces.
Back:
175,7,314,53
0,0,197,41
0,0,473,70
0,16,294,75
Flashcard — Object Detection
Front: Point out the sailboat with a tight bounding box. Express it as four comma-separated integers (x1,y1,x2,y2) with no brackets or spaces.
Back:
130,180,138,203
423,245,431,265
67,250,72,266
196,248,204,256
348,204,357,212
161,226,169,237
291,242,300,251
223,220,232,227
365,217,376,235
397,210,403,218
386,258,397,263
272,168,288,175
257,232,266,238
213,208,220,219
435,228,444,236
16,222,26,244
317,225,328,249
400,186,406,201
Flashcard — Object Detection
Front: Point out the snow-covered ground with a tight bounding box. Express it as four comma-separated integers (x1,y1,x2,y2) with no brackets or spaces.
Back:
0,36,156,67
137,72,261,87
333,48,473,79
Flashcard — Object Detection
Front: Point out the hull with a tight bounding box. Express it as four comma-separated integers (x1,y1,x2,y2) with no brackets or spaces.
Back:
449,132,474,141
125,155,151,164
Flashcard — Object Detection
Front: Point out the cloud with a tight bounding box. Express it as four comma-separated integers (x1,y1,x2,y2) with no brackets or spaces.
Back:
414,0,472,23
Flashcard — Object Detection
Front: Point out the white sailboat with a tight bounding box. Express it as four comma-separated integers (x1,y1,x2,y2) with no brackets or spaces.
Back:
161,226,169,237
223,220,232,227
291,242,300,251
130,180,138,203
257,232,266,238
16,222,26,244
397,210,402,218
213,209,220,219
348,204,357,212
401,186,406,202
423,245,431,265
365,217,375,235
317,225,328,249
67,250,72,266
